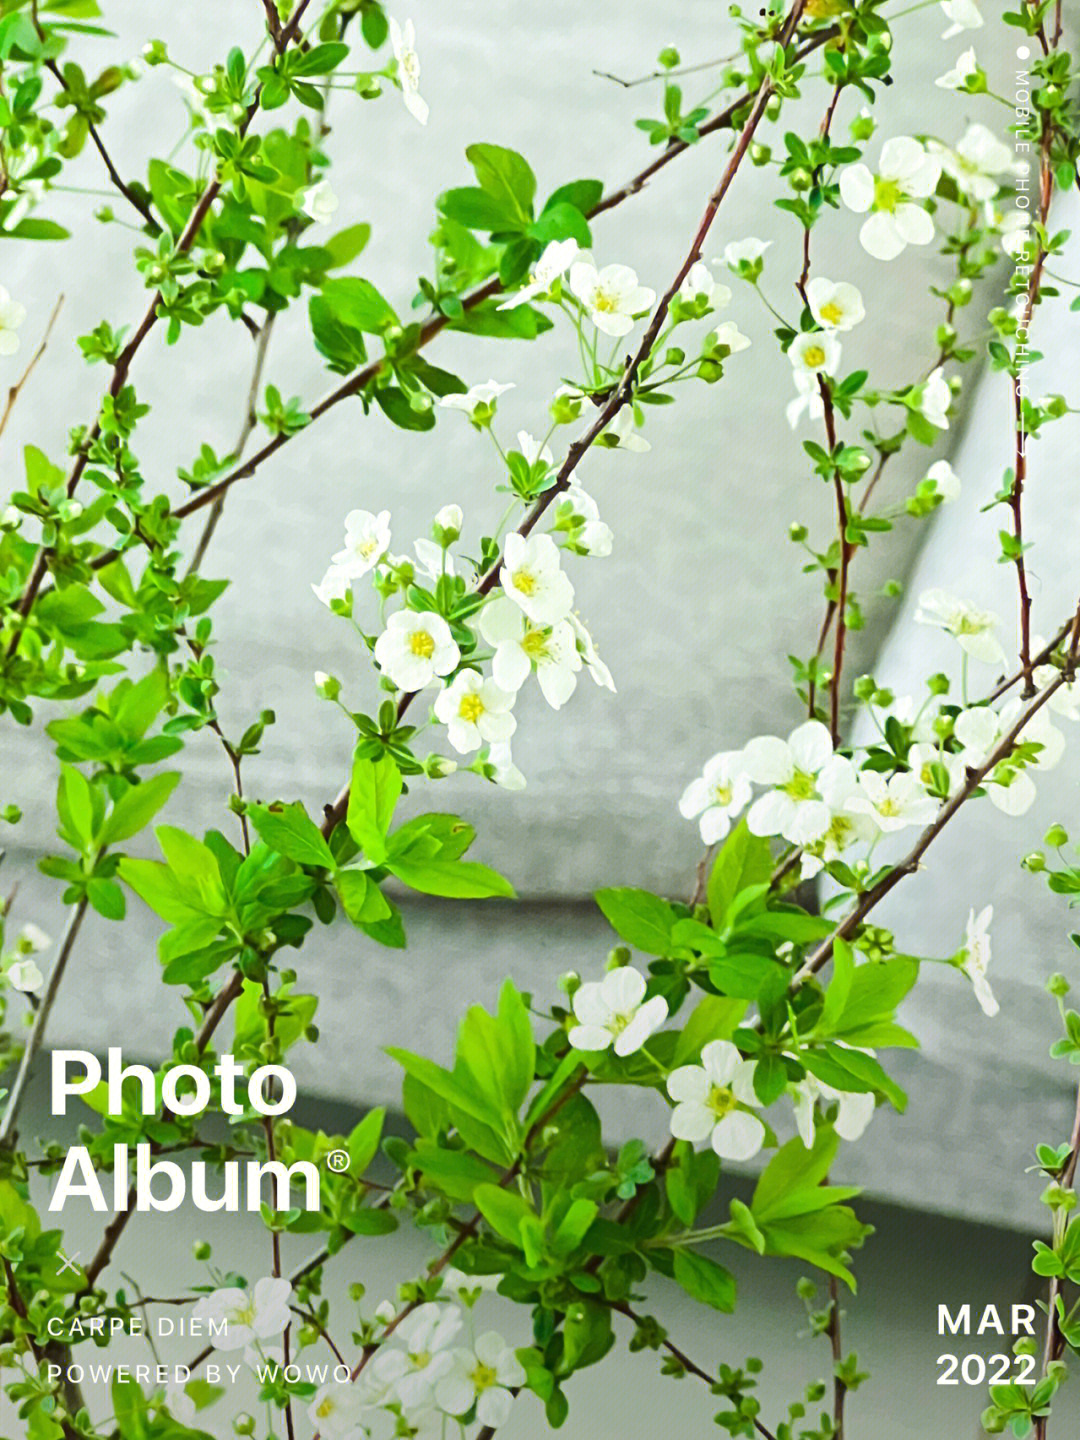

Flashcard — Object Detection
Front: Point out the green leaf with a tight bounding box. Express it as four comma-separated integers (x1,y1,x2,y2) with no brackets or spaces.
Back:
454,980,535,1121
831,956,919,1039
317,275,397,333
672,996,747,1066
665,1142,720,1226
474,1182,535,1246
594,887,677,956
347,1108,384,1174
386,1047,502,1131
291,40,349,74
409,1139,495,1202
308,294,368,373
543,179,603,217
802,1044,907,1113
438,185,522,233
346,754,402,862
374,385,436,431
119,858,205,923
323,222,371,268
817,937,855,1036
335,868,392,924
707,822,772,928
248,802,336,868
388,856,515,899
466,141,536,221
671,1249,737,1312
752,1129,838,1225
99,772,180,845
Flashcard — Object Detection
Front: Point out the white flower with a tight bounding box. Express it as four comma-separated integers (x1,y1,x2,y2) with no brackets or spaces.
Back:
556,483,613,557
916,369,952,430
804,754,881,867
191,1278,292,1353
1000,211,1032,260
18,923,51,953
478,595,581,708
914,589,1004,665
434,671,516,754
848,770,938,833
999,697,1065,770
516,431,553,468
413,537,454,582
568,967,668,1056
439,380,514,425
569,260,655,337
722,237,772,272
374,610,460,691
7,958,43,993
805,277,865,332
678,261,731,312
709,320,752,354
164,1381,197,1426
952,704,1050,816
941,0,982,39
743,720,836,845
435,503,463,533
926,458,960,502
839,138,941,261
791,1074,876,1147
498,238,579,310
936,47,978,90
389,16,428,125
332,509,391,578
312,565,353,609
789,330,842,377
932,123,1015,203
436,1332,526,1430
307,1382,368,1438
1034,651,1080,721
909,740,964,796
787,370,825,430
679,752,753,845
603,406,651,451
666,1040,765,1161
960,905,997,1016
500,532,574,625
567,613,616,691
486,740,526,791
300,179,338,225
372,1303,461,1409
0,286,26,356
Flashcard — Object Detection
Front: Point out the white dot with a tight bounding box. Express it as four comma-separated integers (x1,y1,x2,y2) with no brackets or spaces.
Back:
1017,45,1030,59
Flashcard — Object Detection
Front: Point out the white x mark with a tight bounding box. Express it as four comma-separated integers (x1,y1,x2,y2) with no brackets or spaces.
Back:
56,1250,82,1276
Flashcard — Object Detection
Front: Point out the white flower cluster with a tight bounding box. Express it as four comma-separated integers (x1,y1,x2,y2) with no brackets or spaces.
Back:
1,921,50,993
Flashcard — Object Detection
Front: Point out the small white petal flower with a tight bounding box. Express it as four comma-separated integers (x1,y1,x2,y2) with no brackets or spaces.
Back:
790,330,842,377
569,260,656,337
603,406,651,451
940,0,982,40
7,958,43,993
389,16,428,124
840,138,941,261
311,564,353,609
679,752,752,845
478,595,581,708
722,237,772,271
805,277,865,332
435,503,463,532
516,430,553,468
908,741,964,796
0,286,27,356
373,1303,461,1409
569,967,669,1056
567,612,616,691
498,238,579,310
434,671,517,754
931,122,1016,202
18,923,52,953
914,589,1004,665
191,1278,292,1353
666,1041,765,1161
791,1073,876,1148
374,610,460,691
678,261,731,312
936,47,979,90
300,179,338,225
307,1381,368,1438
744,720,835,846
556,483,613,557
926,458,960,502
486,740,526,791
914,369,952,430
848,770,939,833
960,905,997,1016
439,380,514,425
436,1332,526,1429
331,509,391,578
709,320,752,355
500,532,574,625
413,537,454,581
786,369,825,429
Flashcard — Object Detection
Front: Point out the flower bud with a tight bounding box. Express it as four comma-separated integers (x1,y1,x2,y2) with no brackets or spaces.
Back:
424,754,458,779
1047,973,1071,997
1045,825,1069,848
193,1240,212,1261
606,946,632,970
1022,851,1046,871
1040,1182,1076,1211
789,522,808,543
314,670,341,700
557,970,581,997
142,39,168,64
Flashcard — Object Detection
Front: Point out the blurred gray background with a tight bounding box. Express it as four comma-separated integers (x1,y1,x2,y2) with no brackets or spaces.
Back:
3,1,1080,1436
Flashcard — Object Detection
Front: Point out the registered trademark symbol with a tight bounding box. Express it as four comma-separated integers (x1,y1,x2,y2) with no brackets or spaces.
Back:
326,1149,350,1173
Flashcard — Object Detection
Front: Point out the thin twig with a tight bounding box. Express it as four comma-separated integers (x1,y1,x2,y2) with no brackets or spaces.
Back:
0,294,64,444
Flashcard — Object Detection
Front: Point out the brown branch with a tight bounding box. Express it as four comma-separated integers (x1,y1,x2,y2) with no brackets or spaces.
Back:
826,1274,846,1439
0,294,64,443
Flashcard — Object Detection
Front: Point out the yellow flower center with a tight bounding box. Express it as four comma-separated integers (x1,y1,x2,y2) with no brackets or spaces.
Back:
954,613,987,635
232,1302,256,1327
357,538,378,557
512,568,537,596
411,1350,431,1370
521,628,548,659
316,1399,335,1419
825,814,854,846
409,630,436,658
593,289,619,313
782,770,817,801
803,344,826,368
707,1083,738,1118
873,176,904,213
877,797,902,817
459,693,485,723
819,301,844,324
710,783,733,807
472,1362,498,1391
